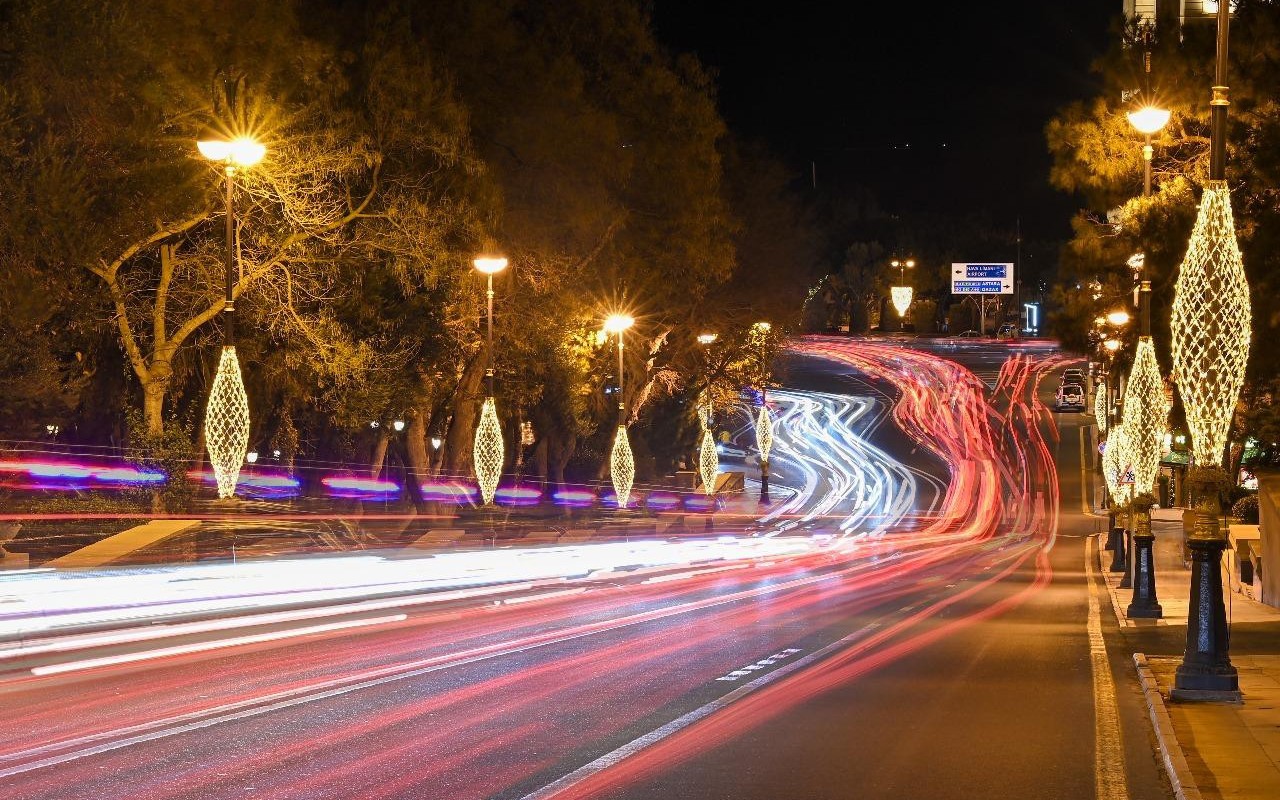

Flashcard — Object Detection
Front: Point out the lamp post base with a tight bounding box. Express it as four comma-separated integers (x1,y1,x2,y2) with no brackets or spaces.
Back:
1173,531,1239,699
1126,531,1162,618
1118,527,1134,588
1108,527,1127,573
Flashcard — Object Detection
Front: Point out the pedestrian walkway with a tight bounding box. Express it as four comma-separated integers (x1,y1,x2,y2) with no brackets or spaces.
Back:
1100,509,1280,800
1099,510,1279,629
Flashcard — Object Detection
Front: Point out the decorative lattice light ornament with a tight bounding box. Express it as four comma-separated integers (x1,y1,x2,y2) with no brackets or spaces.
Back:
610,425,635,508
755,404,775,464
1102,424,1133,507
890,286,913,317
205,346,250,499
473,396,504,504
1094,384,1109,432
699,429,719,496
1170,181,1251,467
1120,337,1170,495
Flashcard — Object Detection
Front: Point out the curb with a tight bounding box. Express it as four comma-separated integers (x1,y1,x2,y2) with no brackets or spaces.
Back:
1095,534,1131,629
1133,653,1202,800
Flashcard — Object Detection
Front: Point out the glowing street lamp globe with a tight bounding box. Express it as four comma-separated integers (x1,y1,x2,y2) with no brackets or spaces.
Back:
197,136,266,168
603,314,635,334
1106,310,1131,327
1127,106,1172,136
473,256,509,275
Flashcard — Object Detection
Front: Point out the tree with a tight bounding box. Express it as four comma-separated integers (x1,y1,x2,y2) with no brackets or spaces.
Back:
1046,1,1280,388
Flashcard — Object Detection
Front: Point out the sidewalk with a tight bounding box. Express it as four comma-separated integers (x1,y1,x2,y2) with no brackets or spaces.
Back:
1099,510,1280,800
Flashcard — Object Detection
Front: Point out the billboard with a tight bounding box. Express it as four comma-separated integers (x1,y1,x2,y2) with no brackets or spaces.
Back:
951,263,1014,295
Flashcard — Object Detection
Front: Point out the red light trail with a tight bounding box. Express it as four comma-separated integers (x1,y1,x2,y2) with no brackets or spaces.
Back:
0,338,1067,800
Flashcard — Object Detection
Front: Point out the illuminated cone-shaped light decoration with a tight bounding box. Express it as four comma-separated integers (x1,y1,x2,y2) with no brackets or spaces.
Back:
1121,337,1169,495
890,286,913,317
1170,182,1251,468
755,404,775,464
473,396,504,505
610,425,634,508
1103,424,1132,507
205,346,250,499
699,428,719,496
1094,384,1109,432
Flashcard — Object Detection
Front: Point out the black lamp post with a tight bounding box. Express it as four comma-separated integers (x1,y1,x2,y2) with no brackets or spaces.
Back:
1173,0,1240,700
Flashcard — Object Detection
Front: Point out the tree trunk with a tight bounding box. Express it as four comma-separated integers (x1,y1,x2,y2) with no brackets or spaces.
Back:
443,353,487,475
369,431,390,478
549,431,575,490
405,411,430,486
532,438,549,483
143,379,167,436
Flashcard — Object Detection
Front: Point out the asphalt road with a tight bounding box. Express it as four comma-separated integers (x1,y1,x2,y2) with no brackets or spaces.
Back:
594,340,1171,800
0,338,1173,800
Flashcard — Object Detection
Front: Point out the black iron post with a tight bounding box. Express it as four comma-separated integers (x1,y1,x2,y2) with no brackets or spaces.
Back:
1128,502,1162,617
222,166,236,343
616,332,626,426
485,272,495,398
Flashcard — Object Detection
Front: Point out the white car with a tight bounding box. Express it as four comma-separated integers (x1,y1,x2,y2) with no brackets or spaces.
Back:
1055,383,1087,412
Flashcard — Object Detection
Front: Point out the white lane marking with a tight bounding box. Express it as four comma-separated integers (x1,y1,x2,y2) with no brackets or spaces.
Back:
31,615,408,676
499,589,587,606
642,564,752,585
1086,535,1130,800
714,648,803,681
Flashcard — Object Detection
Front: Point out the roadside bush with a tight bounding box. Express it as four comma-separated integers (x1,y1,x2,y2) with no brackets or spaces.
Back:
1232,493,1260,524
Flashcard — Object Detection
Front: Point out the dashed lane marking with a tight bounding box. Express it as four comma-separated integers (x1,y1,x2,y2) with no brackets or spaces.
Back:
715,649,803,681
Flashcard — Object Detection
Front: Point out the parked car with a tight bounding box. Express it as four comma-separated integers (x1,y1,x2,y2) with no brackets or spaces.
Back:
996,323,1018,341
1055,383,1087,412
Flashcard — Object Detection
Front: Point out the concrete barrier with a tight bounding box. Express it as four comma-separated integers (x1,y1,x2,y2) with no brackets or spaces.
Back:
47,520,202,568
409,529,467,548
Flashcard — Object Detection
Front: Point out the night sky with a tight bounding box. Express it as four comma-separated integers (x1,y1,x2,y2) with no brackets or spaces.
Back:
653,0,1119,241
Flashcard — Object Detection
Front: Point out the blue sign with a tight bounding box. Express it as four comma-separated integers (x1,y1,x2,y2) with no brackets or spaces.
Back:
951,262,1014,294
962,264,1008,278
953,280,1007,293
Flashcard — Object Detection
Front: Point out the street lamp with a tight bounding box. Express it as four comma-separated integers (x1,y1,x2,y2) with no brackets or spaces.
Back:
697,333,719,497
890,259,915,318
198,132,265,499
752,322,775,502
472,255,508,505
1127,106,1171,197
604,313,635,508
1106,310,1131,327
1171,0,1247,699
1122,280,1168,616
1100,335,1124,558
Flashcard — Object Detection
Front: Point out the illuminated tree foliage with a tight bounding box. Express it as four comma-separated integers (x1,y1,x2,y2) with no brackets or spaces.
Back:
0,0,819,498
1047,2,1280,461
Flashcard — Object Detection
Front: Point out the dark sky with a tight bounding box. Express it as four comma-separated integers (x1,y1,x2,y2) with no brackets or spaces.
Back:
652,1,1119,241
